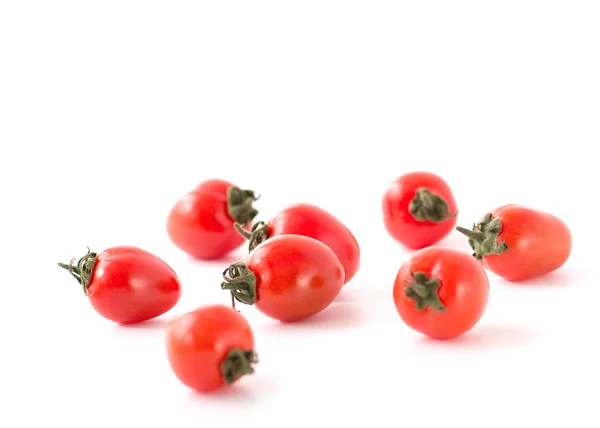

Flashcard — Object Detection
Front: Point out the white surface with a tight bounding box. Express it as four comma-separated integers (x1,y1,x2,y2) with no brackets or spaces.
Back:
1,1,599,427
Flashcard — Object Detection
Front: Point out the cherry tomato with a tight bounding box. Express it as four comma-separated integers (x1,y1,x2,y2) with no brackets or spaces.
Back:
58,246,182,324
234,203,360,284
221,235,345,322
167,178,258,260
456,204,572,281
393,247,489,339
382,172,458,249
166,304,257,392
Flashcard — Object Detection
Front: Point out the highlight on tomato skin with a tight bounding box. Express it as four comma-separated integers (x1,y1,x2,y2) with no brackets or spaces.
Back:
393,247,489,340
221,234,345,322
166,178,259,260
382,171,458,250
234,202,360,285
165,305,257,393
57,246,182,325
456,204,572,281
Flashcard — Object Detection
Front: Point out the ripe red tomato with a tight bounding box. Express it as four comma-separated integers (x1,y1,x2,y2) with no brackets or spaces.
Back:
382,172,458,249
393,247,489,339
234,203,360,284
456,204,572,281
166,304,256,392
221,235,345,322
58,246,182,324
167,178,258,260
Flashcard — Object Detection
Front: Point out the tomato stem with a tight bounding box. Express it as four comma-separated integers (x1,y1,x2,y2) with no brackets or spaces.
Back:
403,271,446,312
456,213,509,259
57,248,97,296
233,221,269,251
227,186,259,226
221,348,258,385
220,262,257,308
455,226,484,243
409,187,456,222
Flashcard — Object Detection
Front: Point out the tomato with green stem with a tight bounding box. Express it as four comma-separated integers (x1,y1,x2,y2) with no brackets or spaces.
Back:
382,172,458,249
456,204,572,281
221,234,345,322
58,246,181,324
393,247,489,339
234,203,360,284
166,304,257,392
167,178,259,260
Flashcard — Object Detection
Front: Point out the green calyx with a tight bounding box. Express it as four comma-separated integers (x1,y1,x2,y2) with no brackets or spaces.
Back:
221,348,258,385
227,186,259,226
409,187,455,222
220,262,257,309
233,221,269,252
57,248,98,296
404,271,446,312
456,213,509,260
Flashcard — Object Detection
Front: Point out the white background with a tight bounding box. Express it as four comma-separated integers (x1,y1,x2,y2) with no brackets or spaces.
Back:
1,1,598,427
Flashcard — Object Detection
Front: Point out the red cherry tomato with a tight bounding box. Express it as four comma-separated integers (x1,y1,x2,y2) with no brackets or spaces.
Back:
382,172,458,249
166,304,256,392
234,203,360,284
221,235,345,322
167,179,258,260
58,246,182,324
456,204,572,281
393,247,489,339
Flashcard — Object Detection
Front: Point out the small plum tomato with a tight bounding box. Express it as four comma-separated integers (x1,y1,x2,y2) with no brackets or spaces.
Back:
58,246,182,324
393,247,489,339
221,235,345,322
167,178,259,260
456,204,572,281
166,304,257,392
235,202,360,284
382,172,458,249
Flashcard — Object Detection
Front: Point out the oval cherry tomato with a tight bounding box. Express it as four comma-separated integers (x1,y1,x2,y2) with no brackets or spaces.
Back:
382,172,458,249
166,304,257,392
456,204,572,281
167,178,259,260
393,247,489,339
221,235,345,322
58,246,182,324
234,203,360,284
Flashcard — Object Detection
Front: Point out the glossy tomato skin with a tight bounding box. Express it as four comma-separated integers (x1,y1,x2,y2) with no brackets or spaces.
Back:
248,235,345,322
382,172,458,249
265,203,360,284
393,247,489,339
167,179,250,260
479,205,572,281
166,305,255,392
88,246,181,324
